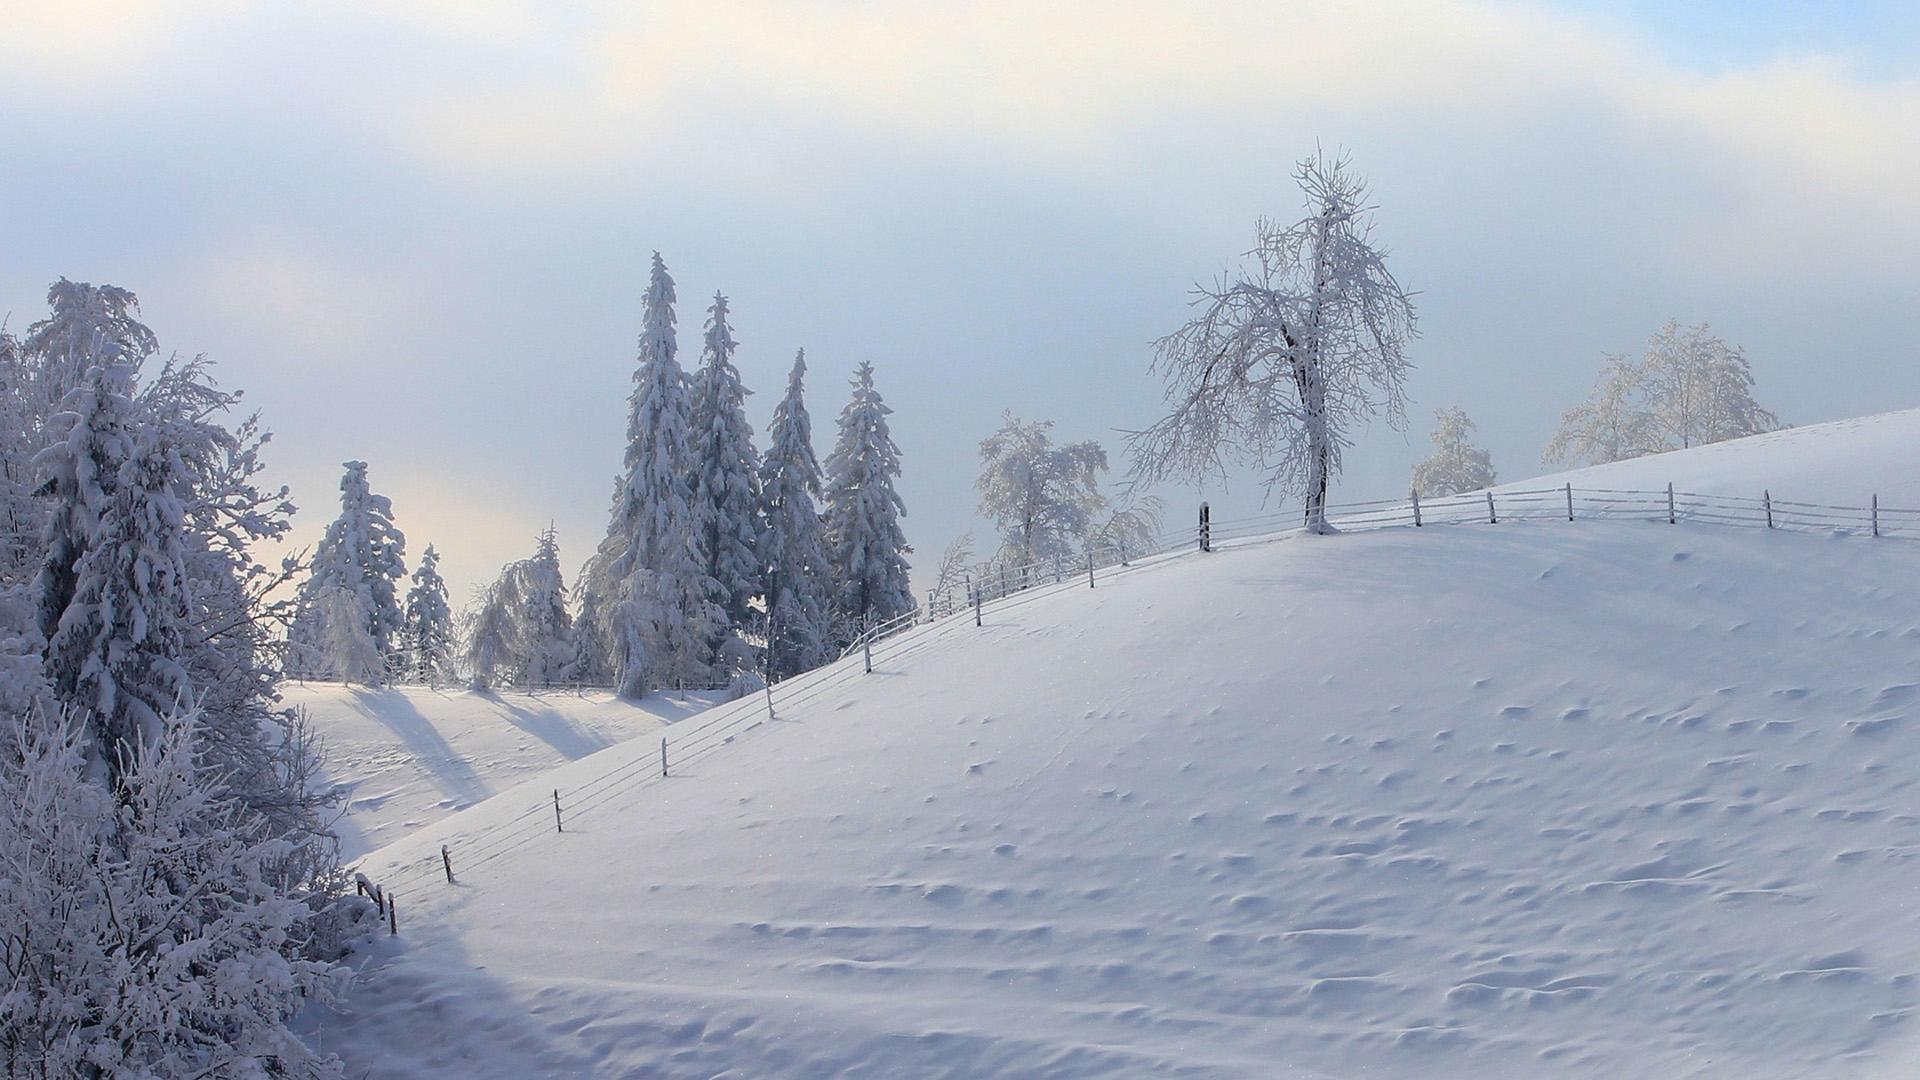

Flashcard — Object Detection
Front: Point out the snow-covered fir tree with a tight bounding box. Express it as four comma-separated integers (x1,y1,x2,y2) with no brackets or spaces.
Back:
689,292,763,640
466,527,576,690
1130,152,1417,532
288,460,407,683
402,543,455,683
976,412,1109,566
1412,406,1497,496
581,253,726,697
759,348,835,678
824,360,913,635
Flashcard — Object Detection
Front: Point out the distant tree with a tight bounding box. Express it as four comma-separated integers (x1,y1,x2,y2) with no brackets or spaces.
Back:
824,361,913,634
759,349,835,679
1412,406,1496,496
465,527,576,691
402,543,454,683
287,461,407,683
976,413,1108,566
1129,152,1417,533
688,292,763,637
931,532,974,607
1088,495,1164,560
1544,322,1780,466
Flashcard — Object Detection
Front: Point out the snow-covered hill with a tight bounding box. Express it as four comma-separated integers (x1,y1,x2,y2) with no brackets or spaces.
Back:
288,684,717,858
303,418,1920,1078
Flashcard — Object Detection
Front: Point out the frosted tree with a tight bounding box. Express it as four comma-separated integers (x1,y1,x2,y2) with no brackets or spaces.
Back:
288,460,407,683
39,411,195,786
402,543,454,682
0,330,38,582
1542,354,1653,466
1089,495,1164,560
1129,152,1418,533
759,349,835,678
1639,321,1780,450
466,527,577,690
1412,406,1497,496
582,253,726,696
977,413,1109,566
824,361,913,633
20,279,159,430
689,292,763,632
0,709,350,1078
1544,323,1779,466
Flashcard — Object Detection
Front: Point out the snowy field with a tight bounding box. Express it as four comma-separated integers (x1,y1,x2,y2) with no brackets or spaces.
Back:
287,684,718,858
303,415,1920,1077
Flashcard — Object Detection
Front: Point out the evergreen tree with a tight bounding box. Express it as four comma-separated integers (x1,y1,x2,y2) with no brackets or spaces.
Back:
37,363,194,784
289,460,407,683
688,292,763,634
583,252,725,697
824,361,914,635
759,348,834,678
402,543,454,682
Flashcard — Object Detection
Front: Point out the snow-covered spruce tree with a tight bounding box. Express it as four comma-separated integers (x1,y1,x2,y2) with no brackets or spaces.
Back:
20,279,159,437
689,292,763,639
0,708,349,1078
288,460,407,683
1129,152,1417,533
976,412,1108,568
1543,323,1779,466
0,331,39,583
38,381,195,786
1411,406,1496,496
582,253,726,697
403,543,455,683
824,360,913,636
758,348,835,679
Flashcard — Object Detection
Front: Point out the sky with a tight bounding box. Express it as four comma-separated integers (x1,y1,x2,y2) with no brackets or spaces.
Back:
3,0,1919,606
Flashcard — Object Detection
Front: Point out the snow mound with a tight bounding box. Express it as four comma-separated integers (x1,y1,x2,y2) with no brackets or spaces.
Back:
289,684,716,858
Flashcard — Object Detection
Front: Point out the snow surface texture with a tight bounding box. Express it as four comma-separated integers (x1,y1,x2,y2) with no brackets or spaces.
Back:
309,413,1920,1077
288,684,714,859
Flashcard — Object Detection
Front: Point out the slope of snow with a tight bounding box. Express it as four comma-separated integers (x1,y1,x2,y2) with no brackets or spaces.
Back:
1516,408,1920,508
286,684,718,858
303,503,1920,1077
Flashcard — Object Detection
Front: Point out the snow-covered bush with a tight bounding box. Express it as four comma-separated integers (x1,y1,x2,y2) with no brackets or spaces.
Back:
0,708,351,1078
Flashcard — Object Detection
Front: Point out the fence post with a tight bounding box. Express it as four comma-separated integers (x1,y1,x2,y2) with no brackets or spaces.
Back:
553,789,564,833
661,736,669,777
1873,493,1880,537
1565,483,1574,521
1486,489,1497,525
441,845,454,885
973,585,982,626
1087,550,1095,588
1410,488,1422,527
388,894,397,936
1764,489,1773,529
1054,553,1062,582
1667,482,1676,525
1199,502,1212,551
764,677,775,720
863,637,872,674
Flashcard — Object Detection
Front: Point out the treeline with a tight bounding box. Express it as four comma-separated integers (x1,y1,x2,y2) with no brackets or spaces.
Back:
285,252,916,695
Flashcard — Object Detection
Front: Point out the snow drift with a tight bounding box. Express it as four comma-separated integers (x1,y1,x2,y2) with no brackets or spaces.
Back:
309,414,1920,1077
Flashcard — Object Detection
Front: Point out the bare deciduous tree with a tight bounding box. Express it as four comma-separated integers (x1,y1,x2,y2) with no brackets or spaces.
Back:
1129,152,1417,533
